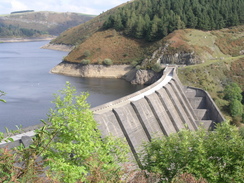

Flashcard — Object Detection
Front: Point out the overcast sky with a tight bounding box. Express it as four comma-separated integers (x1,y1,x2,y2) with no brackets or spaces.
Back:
0,0,129,15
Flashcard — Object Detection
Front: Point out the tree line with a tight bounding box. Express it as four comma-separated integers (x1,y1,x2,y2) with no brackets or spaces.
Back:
0,23,46,37
103,0,244,41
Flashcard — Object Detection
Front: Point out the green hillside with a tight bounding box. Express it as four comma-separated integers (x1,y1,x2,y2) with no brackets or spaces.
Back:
0,11,95,37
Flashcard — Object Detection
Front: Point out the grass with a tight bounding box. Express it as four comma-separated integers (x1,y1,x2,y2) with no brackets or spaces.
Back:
64,29,160,64
185,29,227,59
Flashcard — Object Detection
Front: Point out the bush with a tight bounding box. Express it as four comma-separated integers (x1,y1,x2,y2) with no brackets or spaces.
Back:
103,58,113,66
0,83,129,183
152,63,163,73
131,61,138,67
229,99,243,117
81,59,90,65
83,50,91,57
140,121,244,183
239,126,244,138
224,83,242,102
135,65,141,70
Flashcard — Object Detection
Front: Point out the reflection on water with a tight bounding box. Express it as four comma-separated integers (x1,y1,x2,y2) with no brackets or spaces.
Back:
0,41,145,132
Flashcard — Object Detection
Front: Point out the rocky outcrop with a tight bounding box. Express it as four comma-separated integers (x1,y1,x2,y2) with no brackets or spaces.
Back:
149,44,202,65
160,52,202,65
128,69,162,85
51,62,162,85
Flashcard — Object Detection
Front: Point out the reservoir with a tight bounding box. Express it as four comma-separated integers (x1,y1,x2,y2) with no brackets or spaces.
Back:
0,41,144,132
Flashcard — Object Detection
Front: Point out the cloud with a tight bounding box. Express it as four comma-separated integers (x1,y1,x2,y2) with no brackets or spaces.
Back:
11,0,28,11
0,0,128,15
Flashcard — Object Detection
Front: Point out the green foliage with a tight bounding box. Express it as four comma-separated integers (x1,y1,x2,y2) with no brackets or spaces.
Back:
0,83,128,183
42,82,128,182
229,99,243,117
0,23,45,37
103,58,113,66
131,61,139,67
152,63,163,73
0,90,6,103
103,0,244,41
239,126,244,138
224,83,243,102
223,83,244,118
136,65,141,70
81,59,90,65
83,50,91,57
140,121,244,183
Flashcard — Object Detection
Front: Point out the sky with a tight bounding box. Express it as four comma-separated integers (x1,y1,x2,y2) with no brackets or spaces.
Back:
0,0,129,15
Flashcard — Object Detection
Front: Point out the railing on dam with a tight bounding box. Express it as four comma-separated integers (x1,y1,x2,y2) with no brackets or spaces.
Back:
0,66,225,164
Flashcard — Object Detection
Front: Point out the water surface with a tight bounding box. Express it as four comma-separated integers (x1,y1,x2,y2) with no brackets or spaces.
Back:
0,41,144,132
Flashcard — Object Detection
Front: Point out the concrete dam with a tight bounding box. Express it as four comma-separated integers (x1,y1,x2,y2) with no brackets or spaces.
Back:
0,66,225,163
92,66,225,163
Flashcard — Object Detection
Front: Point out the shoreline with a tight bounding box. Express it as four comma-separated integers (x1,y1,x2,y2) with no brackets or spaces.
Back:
0,37,55,43
51,62,163,85
41,43,74,52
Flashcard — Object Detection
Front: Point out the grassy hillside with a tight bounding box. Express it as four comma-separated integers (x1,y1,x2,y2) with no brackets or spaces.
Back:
63,25,244,65
0,11,95,37
177,26,244,90
176,26,244,122
63,29,160,64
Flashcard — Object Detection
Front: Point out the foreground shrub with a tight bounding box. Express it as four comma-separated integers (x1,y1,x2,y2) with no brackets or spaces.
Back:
141,121,244,183
0,83,129,183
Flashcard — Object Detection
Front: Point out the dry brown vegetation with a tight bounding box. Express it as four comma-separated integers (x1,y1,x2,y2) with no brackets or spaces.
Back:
162,29,192,51
213,25,244,56
64,29,159,64
226,57,244,90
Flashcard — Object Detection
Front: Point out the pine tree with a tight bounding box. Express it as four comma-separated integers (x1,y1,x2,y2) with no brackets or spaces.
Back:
135,15,146,38
114,14,124,30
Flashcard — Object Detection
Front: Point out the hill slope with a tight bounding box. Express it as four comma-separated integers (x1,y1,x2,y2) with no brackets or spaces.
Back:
50,2,131,45
48,0,244,121
0,11,95,37
62,25,244,66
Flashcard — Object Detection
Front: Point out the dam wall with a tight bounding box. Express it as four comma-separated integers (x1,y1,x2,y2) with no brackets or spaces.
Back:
0,66,225,163
92,66,225,164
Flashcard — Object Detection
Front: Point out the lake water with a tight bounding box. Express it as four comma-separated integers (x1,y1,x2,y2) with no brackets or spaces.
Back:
0,41,144,132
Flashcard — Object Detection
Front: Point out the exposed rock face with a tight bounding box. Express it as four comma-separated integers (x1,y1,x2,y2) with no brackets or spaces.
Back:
160,52,202,65
150,44,202,65
51,62,161,85
129,69,162,85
